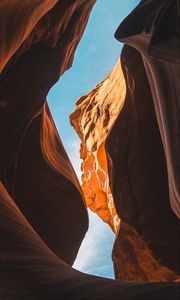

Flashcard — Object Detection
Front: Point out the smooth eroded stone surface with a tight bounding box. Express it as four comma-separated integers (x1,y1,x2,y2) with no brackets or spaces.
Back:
110,0,180,276
0,0,59,72
0,0,96,265
0,182,179,300
115,0,180,219
107,45,180,275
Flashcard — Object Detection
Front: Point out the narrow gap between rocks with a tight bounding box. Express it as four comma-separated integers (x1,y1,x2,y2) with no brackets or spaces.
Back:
47,0,138,279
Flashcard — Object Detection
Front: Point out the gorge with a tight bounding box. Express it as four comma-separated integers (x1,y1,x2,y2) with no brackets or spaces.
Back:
0,0,179,299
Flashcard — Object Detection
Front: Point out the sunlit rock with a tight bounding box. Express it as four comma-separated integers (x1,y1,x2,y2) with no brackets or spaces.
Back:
70,62,126,233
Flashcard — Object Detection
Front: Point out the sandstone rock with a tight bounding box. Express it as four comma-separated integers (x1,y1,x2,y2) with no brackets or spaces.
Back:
0,182,179,300
0,0,96,265
107,45,180,275
0,0,58,72
112,0,180,275
0,0,180,297
70,61,126,233
115,0,180,219
113,222,178,282
71,49,179,279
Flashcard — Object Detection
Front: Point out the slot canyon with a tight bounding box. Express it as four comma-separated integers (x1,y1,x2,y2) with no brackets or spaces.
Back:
0,0,179,299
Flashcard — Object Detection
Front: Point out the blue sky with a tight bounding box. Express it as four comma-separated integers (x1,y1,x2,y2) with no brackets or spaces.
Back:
48,0,139,279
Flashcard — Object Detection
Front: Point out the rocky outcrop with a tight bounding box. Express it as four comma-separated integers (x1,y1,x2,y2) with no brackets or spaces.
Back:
70,62,126,233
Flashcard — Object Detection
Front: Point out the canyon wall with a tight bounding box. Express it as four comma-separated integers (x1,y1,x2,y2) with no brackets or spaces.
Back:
1,181,179,299
112,0,180,277
109,45,180,277
0,0,179,298
115,0,180,219
0,0,96,266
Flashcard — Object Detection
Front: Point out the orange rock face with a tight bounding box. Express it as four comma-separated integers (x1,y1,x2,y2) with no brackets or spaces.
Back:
70,62,126,233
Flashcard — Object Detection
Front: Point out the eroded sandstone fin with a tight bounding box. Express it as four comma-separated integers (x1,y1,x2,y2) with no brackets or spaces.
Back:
70,61,126,233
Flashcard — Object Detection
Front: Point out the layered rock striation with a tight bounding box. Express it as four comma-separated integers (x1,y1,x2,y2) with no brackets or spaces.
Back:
0,0,96,266
109,45,180,277
112,0,180,277
1,181,179,299
115,0,180,220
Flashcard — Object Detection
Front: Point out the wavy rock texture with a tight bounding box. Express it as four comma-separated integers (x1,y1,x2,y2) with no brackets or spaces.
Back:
70,62,126,233
111,0,180,276
108,45,180,277
0,0,180,298
0,0,58,72
0,0,96,266
1,182,179,300
115,0,180,219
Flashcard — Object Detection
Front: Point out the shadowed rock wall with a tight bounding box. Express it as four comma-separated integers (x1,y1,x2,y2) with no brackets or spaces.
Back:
0,0,96,266
108,46,180,276
111,0,180,277
1,182,179,299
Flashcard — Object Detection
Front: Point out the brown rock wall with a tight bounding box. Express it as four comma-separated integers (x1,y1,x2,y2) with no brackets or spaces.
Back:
0,0,96,265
